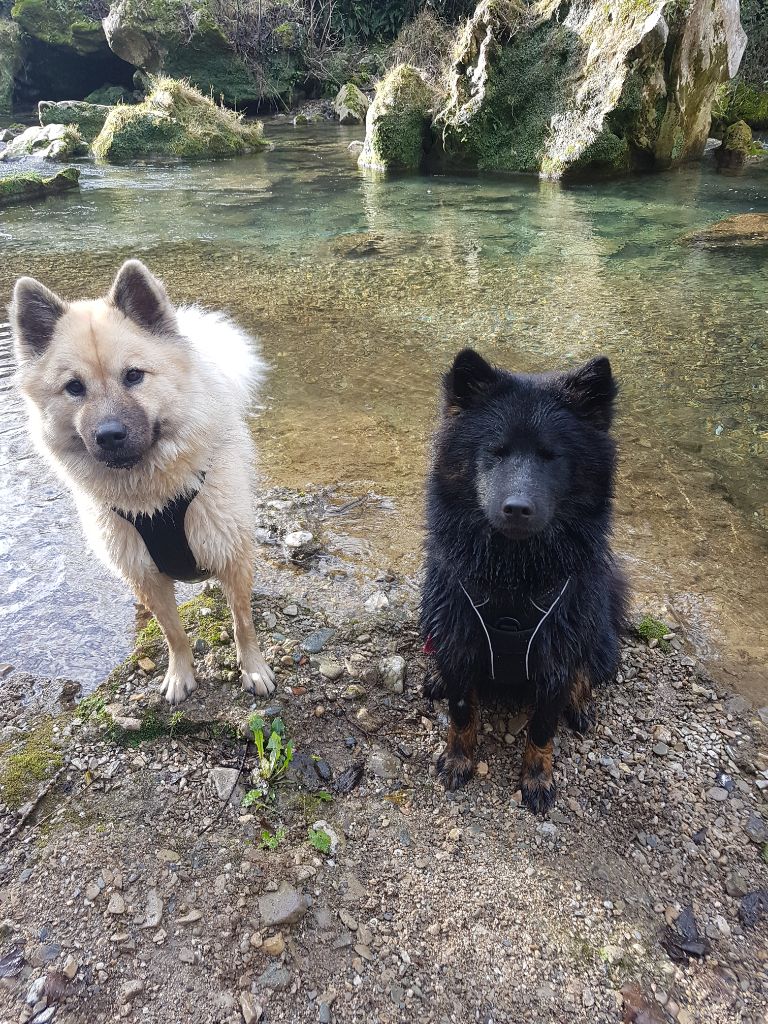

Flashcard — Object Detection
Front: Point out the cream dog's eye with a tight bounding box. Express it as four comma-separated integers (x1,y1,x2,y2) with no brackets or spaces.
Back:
124,368,145,386
64,379,85,396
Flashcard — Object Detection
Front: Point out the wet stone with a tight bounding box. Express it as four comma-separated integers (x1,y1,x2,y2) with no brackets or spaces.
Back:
302,628,336,654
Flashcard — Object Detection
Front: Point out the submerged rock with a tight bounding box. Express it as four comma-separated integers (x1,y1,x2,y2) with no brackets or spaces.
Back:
334,83,370,125
0,123,87,161
358,64,436,172
0,167,80,207
38,100,112,143
434,0,746,179
680,213,768,250
91,76,267,162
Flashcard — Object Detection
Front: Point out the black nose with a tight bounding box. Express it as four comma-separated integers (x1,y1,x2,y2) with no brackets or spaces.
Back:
503,498,534,520
95,420,128,450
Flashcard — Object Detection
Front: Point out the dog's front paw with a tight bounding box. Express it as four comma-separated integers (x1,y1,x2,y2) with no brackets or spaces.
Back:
160,667,198,705
436,750,474,791
241,655,275,698
521,775,557,815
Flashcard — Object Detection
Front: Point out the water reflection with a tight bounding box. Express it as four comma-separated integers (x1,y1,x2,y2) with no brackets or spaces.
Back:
0,121,766,697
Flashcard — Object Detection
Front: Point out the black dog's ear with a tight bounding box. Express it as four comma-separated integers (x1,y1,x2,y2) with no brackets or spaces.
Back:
557,356,617,430
444,349,499,412
109,259,178,335
10,277,68,361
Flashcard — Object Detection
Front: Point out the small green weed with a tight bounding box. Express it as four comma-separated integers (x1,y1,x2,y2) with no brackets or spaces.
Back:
247,714,294,802
307,826,332,854
259,827,286,851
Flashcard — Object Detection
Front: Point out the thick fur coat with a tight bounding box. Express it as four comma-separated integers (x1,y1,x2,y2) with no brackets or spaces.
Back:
421,349,627,812
11,260,275,704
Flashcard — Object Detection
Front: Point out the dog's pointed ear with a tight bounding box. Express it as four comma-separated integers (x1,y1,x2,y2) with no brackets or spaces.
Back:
10,277,68,361
109,259,178,335
444,349,499,412
557,356,617,430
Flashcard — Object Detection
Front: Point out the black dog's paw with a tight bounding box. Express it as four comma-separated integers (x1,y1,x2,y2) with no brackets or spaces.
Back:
436,750,474,791
521,776,557,815
564,698,596,736
423,670,446,701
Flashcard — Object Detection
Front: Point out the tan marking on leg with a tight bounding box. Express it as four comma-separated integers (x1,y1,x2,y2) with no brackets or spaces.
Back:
521,736,556,813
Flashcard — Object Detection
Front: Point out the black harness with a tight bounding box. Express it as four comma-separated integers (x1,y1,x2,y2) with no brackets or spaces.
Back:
114,473,210,583
463,579,570,681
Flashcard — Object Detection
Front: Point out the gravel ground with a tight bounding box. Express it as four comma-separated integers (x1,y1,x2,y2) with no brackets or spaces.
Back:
0,492,766,1024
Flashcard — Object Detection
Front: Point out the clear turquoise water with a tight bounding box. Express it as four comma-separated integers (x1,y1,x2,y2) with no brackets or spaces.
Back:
1,120,767,697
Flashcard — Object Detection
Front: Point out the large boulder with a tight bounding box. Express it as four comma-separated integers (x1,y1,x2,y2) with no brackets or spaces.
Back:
0,123,87,161
11,0,105,55
334,82,369,125
435,0,746,179
38,100,112,142
0,166,80,207
91,76,268,162
103,0,305,108
358,64,436,172
0,18,21,115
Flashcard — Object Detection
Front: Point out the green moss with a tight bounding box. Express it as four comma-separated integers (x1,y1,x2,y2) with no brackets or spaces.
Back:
92,76,268,162
721,119,752,154
0,17,21,115
717,82,768,130
38,100,111,142
0,167,79,207
11,0,104,54
135,586,232,663
84,84,132,105
0,720,63,809
636,615,670,651
441,21,581,173
359,64,435,172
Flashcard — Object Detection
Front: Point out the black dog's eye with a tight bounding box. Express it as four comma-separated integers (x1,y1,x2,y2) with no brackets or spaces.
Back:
64,379,85,397
490,445,509,460
124,368,145,386
537,446,557,461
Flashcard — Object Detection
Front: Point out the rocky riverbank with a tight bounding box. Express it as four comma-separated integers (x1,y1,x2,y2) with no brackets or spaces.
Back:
0,489,766,1024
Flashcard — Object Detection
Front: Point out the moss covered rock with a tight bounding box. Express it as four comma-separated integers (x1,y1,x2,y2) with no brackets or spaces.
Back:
358,64,435,172
92,76,268,162
0,122,87,161
334,82,369,125
716,81,768,130
85,83,134,105
0,18,20,109
0,17,21,115
10,0,105,55
0,166,80,207
436,0,747,179
716,118,753,169
103,0,304,108
38,99,112,142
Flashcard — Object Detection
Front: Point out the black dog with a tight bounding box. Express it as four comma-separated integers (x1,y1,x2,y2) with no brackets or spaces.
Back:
421,350,627,813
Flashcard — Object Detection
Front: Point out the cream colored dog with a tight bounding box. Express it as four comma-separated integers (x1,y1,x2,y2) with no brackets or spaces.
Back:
10,259,275,704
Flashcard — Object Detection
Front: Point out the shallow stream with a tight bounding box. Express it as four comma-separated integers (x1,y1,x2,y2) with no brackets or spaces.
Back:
1,121,766,699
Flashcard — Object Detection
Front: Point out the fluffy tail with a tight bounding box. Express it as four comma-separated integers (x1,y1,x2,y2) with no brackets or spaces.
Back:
176,305,268,412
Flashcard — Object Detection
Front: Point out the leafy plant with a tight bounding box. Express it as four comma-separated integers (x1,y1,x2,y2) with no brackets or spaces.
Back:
259,827,286,850
248,714,294,800
307,826,332,854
